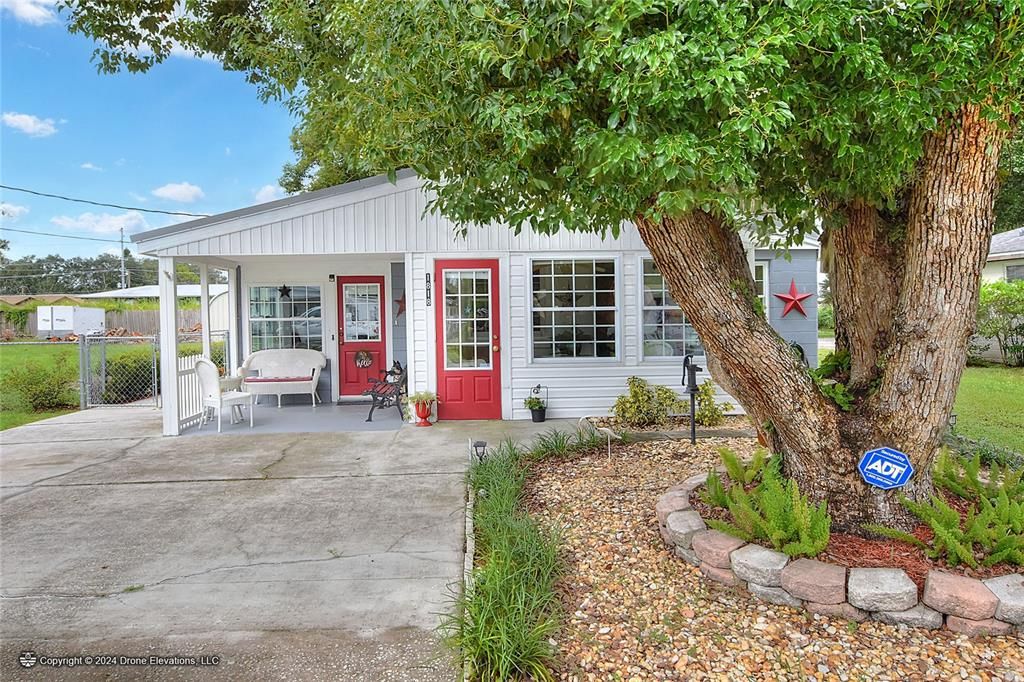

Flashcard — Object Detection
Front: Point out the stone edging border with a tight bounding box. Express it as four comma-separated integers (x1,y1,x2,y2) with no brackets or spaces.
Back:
657,473,1024,637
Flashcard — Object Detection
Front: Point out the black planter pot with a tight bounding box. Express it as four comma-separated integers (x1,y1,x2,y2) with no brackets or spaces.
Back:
530,407,547,423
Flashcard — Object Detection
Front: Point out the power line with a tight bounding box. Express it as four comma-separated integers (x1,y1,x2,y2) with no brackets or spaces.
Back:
0,266,148,276
0,184,211,218
0,226,122,243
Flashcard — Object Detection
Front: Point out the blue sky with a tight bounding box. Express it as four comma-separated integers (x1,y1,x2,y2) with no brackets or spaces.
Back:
0,1,296,261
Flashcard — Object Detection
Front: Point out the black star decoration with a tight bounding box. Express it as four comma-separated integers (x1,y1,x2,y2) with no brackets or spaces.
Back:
277,285,292,299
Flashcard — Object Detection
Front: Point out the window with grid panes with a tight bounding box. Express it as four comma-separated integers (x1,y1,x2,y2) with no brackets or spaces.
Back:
641,259,703,358
248,285,323,351
754,261,769,315
442,269,493,369
531,259,616,359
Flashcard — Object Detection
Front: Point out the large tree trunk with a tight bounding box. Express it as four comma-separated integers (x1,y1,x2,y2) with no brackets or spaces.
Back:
636,104,1005,533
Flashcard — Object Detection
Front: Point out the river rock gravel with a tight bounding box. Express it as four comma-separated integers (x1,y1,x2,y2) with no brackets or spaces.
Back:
524,438,1024,681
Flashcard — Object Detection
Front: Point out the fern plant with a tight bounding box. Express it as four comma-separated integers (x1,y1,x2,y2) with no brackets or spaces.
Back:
933,449,1024,503
701,448,830,558
865,489,1024,568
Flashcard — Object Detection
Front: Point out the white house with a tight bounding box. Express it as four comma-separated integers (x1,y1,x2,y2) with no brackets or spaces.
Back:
132,171,819,435
983,227,1024,282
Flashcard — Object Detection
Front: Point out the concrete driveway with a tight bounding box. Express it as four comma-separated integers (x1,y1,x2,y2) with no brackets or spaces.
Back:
0,409,554,680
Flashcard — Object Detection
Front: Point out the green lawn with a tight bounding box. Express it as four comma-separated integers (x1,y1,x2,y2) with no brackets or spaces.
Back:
953,366,1024,453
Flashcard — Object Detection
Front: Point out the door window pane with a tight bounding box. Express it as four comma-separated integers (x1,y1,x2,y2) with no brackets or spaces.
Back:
343,283,381,341
443,269,492,369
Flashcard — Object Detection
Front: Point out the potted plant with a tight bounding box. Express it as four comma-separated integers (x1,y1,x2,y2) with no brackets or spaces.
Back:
405,391,438,427
524,396,546,423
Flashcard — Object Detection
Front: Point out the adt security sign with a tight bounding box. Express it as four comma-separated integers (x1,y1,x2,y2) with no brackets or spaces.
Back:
858,447,914,490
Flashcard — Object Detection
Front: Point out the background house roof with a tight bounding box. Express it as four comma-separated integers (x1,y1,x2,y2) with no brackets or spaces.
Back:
989,227,1024,260
0,294,83,306
79,284,228,299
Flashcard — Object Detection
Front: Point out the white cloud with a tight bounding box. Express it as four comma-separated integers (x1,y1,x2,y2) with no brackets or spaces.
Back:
224,147,231,156
80,162,103,171
0,0,57,25
254,184,285,203
151,181,204,203
51,211,149,235
1,202,29,219
115,158,127,167
128,192,148,203
2,111,57,137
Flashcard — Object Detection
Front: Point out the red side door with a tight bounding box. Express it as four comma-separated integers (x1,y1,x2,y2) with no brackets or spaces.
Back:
435,259,502,420
338,275,386,395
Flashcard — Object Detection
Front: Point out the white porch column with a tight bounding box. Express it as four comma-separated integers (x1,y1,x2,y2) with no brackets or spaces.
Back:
158,256,180,436
199,262,212,359
227,266,241,372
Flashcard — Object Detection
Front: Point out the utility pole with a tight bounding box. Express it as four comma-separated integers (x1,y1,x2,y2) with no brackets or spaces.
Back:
119,227,127,289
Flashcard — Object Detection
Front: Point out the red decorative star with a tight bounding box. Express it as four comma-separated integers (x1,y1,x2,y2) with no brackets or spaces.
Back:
774,279,813,317
394,292,406,320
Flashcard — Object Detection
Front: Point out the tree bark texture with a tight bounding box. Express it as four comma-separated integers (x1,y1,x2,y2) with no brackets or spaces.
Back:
637,104,1005,533
827,200,903,390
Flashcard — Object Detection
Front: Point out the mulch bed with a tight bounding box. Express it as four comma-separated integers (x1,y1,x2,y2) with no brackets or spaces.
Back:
690,481,1015,595
524,438,1023,681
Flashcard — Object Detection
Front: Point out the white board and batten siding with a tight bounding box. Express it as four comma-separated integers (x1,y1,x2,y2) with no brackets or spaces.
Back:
136,172,814,422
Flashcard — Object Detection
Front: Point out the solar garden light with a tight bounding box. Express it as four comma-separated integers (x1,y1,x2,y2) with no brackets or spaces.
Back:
682,354,702,445
948,412,958,432
472,440,488,462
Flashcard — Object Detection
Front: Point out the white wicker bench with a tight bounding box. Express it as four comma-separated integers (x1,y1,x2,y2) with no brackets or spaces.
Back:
239,349,327,408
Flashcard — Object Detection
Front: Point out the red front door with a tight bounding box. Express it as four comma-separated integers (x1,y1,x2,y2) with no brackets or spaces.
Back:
338,276,386,395
435,259,502,420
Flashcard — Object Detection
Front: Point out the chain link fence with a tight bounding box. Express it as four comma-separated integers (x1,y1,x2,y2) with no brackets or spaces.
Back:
81,335,159,407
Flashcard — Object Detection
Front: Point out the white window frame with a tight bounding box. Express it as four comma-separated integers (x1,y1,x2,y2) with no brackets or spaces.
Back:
754,260,770,318
247,283,325,353
528,255,621,363
638,257,705,362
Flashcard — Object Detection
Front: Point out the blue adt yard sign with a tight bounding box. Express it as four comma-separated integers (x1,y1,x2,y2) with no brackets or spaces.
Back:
858,448,914,490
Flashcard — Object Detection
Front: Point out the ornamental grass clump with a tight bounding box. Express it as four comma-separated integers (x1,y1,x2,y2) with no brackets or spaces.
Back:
864,449,1024,568
701,448,831,558
441,439,561,682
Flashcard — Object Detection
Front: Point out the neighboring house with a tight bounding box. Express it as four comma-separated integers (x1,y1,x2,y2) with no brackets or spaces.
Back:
0,294,82,306
132,171,819,435
983,227,1024,282
80,284,232,331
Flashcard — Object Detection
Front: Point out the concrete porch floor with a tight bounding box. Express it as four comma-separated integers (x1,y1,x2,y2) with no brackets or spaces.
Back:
0,408,571,680
182,400,405,435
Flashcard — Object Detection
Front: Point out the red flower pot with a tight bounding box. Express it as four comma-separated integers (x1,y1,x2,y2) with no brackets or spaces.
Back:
414,400,433,427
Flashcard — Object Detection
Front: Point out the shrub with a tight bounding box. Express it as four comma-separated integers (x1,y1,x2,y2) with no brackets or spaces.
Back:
442,439,560,681
3,356,78,410
701,448,831,558
976,279,1024,366
693,379,732,426
102,350,155,403
945,433,1024,470
612,376,682,429
818,303,835,330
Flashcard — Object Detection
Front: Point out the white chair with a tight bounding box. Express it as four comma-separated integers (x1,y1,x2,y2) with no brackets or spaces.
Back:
195,357,254,432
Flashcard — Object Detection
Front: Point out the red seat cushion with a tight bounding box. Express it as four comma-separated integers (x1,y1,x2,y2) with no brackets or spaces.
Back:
245,376,312,383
